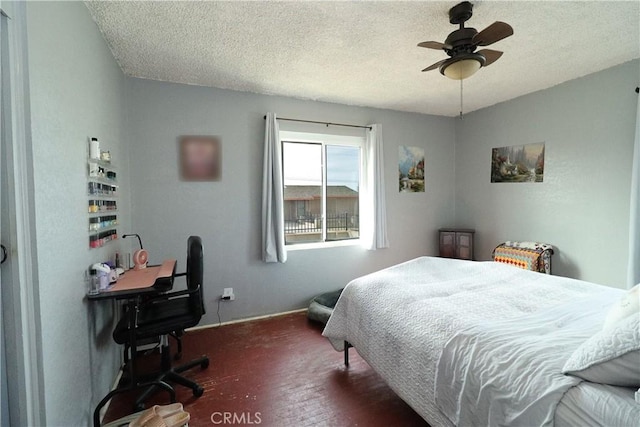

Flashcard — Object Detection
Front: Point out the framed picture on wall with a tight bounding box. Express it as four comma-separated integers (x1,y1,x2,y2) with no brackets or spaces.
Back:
491,142,544,183
398,145,425,193
179,136,221,181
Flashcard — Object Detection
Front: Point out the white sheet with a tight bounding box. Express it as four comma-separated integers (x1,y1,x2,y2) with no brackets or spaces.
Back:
435,292,620,427
555,382,640,427
322,257,619,426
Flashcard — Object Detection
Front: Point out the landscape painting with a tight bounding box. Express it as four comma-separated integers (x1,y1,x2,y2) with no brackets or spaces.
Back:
491,142,545,183
399,145,425,193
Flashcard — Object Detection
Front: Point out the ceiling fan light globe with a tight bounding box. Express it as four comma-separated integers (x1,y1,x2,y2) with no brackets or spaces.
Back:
441,58,482,80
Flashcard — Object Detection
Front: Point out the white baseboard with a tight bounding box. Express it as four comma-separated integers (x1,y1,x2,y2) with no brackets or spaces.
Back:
186,308,308,332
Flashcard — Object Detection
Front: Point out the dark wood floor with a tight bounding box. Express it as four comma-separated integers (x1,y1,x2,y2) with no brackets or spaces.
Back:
104,312,428,427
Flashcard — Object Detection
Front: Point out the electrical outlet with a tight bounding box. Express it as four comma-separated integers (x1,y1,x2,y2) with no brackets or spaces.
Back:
222,287,235,301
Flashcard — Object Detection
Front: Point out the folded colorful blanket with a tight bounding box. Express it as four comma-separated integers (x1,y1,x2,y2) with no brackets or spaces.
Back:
492,241,554,274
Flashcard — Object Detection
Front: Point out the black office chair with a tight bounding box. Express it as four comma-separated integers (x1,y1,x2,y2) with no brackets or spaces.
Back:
113,236,210,410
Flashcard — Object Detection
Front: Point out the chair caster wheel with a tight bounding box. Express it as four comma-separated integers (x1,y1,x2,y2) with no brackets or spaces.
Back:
201,359,210,369
193,386,204,397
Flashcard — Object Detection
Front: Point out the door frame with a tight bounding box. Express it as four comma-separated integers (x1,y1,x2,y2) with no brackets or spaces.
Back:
0,1,45,425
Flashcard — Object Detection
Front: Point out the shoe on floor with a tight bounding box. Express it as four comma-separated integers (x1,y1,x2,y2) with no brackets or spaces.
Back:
141,412,190,427
128,404,184,427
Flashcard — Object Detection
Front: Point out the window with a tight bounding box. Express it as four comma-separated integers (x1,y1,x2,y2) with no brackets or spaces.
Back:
280,131,363,246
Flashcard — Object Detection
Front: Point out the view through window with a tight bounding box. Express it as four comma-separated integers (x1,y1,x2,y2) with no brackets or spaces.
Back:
282,138,361,245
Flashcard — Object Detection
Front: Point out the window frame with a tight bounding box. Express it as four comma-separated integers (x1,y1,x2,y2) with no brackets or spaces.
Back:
280,130,365,250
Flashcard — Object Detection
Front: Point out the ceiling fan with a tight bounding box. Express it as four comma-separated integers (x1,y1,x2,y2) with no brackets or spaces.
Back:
418,1,513,80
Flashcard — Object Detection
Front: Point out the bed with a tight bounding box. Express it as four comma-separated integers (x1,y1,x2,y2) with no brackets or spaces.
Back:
322,256,639,426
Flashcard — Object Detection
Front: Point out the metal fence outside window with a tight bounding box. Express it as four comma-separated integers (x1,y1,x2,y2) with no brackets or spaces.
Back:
284,214,359,234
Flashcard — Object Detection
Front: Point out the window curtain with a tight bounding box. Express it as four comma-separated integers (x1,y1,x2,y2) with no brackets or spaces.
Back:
628,92,640,288
361,123,389,250
262,113,287,263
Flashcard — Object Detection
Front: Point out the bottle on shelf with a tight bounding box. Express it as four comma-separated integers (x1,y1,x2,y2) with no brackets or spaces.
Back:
89,137,100,160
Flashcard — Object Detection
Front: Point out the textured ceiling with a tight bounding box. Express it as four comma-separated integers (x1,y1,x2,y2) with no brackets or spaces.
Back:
85,1,640,117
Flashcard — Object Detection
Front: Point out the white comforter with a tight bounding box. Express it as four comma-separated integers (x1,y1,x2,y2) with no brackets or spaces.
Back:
435,291,620,426
322,257,620,426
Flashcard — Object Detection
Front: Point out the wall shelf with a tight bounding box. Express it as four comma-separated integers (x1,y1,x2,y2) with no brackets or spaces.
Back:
88,158,115,169
88,176,118,186
88,210,118,216
88,219,118,234
88,199,118,214
87,151,120,249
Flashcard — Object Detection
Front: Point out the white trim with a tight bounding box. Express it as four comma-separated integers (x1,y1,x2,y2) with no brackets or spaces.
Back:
1,3,45,425
186,308,307,331
286,239,362,251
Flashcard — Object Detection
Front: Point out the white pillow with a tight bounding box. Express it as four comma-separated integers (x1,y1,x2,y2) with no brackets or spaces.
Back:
603,284,640,331
563,314,640,387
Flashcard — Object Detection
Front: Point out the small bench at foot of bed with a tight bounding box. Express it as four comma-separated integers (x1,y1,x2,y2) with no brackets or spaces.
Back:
492,241,554,274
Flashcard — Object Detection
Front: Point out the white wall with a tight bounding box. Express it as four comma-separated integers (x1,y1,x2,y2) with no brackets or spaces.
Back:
26,2,130,425
126,78,456,324
455,60,639,288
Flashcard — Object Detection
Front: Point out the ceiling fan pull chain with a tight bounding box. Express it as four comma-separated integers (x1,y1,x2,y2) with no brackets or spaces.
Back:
459,79,464,119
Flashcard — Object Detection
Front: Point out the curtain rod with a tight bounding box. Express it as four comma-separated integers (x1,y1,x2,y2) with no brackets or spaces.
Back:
263,115,371,130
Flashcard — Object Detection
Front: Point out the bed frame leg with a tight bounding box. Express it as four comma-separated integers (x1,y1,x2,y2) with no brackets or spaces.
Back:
344,341,351,366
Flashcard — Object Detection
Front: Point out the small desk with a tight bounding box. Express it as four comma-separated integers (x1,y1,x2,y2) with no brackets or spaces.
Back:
90,259,177,427
88,259,176,301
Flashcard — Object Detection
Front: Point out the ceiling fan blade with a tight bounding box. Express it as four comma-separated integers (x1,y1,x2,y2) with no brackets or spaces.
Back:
417,41,451,50
477,49,503,66
472,21,513,46
422,59,446,72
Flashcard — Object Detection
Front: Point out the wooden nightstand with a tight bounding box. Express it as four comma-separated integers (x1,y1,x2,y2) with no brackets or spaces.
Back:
439,228,475,260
